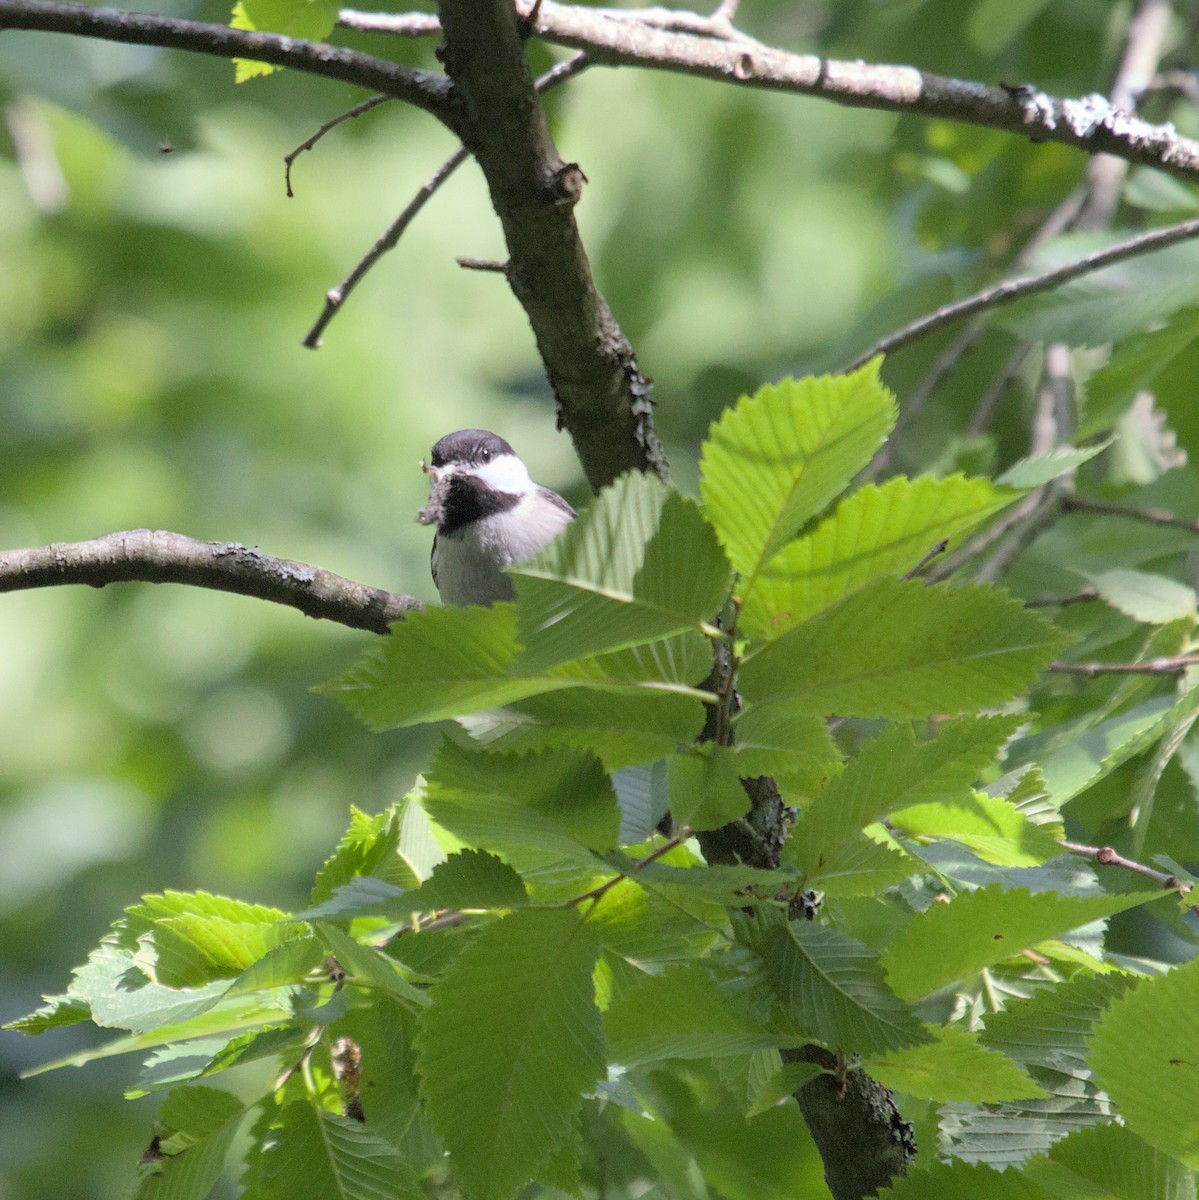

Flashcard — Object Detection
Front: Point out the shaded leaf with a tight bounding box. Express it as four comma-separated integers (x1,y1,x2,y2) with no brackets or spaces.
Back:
415,910,604,1200
881,885,1157,1001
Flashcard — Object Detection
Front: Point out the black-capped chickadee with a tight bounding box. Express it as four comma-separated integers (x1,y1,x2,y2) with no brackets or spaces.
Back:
417,429,576,606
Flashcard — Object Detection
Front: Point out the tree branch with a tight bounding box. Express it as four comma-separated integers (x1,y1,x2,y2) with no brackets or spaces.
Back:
1060,839,1194,895
0,530,421,634
0,0,454,121
844,214,1199,370
1062,494,1199,535
341,1,1199,183
435,0,667,490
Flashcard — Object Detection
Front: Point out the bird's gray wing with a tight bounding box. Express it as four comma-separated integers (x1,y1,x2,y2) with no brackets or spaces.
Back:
537,485,577,520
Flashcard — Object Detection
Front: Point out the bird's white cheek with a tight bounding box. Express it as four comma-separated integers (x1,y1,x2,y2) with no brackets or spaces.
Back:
475,455,533,495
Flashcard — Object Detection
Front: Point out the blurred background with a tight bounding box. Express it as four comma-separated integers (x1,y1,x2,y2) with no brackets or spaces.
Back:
2,0,1195,1195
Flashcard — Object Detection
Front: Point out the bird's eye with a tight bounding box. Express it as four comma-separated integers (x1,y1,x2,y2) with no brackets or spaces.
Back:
480,448,491,462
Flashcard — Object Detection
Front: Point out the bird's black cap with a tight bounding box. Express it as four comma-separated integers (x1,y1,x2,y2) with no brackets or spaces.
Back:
429,429,515,469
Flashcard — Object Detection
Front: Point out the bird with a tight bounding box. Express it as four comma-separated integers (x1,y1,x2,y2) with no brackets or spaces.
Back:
417,429,576,606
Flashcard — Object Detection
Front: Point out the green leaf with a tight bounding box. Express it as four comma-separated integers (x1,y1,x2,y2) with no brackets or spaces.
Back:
248,1100,424,1200
317,604,541,731
863,1023,1047,1103
1029,1123,1196,1200
699,364,897,597
316,925,425,1007
728,700,842,794
590,872,724,969
223,936,326,996
739,578,1072,719
1021,688,1199,806
998,233,1199,348
667,745,750,831
881,1160,1054,1199
133,1085,246,1200
423,740,619,863
763,922,931,1057
944,973,1135,1165
126,892,297,988
310,808,404,906
793,716,1024,879
511,473,731,672
881,885,1158,1001
454,685,705,769
1089,955,1199,1168
889,791,1064,866
415,909,604,1200
744,1060,825,1117
4,993,92,1034
743,472,1013,638
996,442,1112,488
1086,568,1197,624
229,0,339,81
800,832,919,898
605,962,796,1065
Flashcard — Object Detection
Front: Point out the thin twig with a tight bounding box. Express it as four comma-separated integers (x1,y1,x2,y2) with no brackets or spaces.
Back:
1062,494,1199,535
900,539,948,581
285,93,392,198
0,530,421,634
1049,654,1199,677
1060,839,1193,894
456,257,508,272
572,826,694,908
1024,587,1100,608
843,215,1199,370
303,51,589,349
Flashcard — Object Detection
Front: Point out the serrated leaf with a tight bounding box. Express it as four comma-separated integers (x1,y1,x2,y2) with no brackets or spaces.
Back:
423,741,619,864
794,716,1024,878
667,745,749,831
249,1100,424,1200
890,792,1064,866
4,993,92,1034
996,442,1111,488
764,922,931,1057
605,963,796,1065
511,474,731,672
1089,955,1199,1167
738,578,1072,719
310,808,403,906
590,873,723,969
229,0,339,81
729,699,842,794
743,472,1013,638
301,853,526,926
803,832,920,897
863,1023,1047,1103
699,364,897,594
133,1085,246,1200
744,1060,824,1117
944,974,1134,1165
223,936,325,996
415,909,604,1200
881,885,1158,1001
1086,568,1197,624
454,685,704,769
317,604,540,730
1029,1122,1196,1200
611,761,670,843
203,1025,309,1078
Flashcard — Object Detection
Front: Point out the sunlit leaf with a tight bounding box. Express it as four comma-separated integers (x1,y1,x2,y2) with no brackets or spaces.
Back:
700,364,897,594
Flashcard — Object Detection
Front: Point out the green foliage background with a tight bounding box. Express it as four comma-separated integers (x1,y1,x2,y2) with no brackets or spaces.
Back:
4,1,1199,1198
